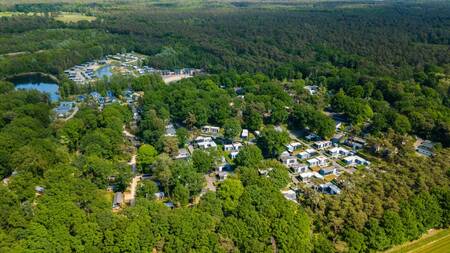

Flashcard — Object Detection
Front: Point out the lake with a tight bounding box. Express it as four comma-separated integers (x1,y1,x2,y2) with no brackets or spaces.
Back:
11,74,60,102
95,65,113,79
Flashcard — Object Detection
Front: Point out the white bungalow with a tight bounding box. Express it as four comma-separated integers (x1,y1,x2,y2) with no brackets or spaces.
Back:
297,148,317,160
201,125,220,135
318,183,341,195
195,136,217,150
224,144,234,152
307,156,328,167
327,147,351,158
281,190,297,203
241,129,249,138
313,141,332,150
299,172,324,180
286,142,302,153
280,155,298,167
291,163,309,174
343,155,370,166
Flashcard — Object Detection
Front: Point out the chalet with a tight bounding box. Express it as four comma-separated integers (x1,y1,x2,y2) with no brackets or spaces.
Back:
291,163,309,174
232,142,243,151
218,172,228,181
194,136,217,150
286,142,302,153
297,148,317,160
197,141,217,150
307,156,328,167
318,183,341,195
299,172,323,180
305,133,320,141
343,155,370,166
241,129,249,138
331,133,345,144
313,141,332,150
327,147,351,158
345,136,367,149
416,140,435,157
112,192,123,209
281,190,297,203
224,142,243,152
280,155,298,167
319,167,337,176
165,124,176,137
175,149,190,160
224,144,234,152
201,125,220,135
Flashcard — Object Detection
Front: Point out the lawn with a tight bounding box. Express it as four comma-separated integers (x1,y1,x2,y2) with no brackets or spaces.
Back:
385,228,450,253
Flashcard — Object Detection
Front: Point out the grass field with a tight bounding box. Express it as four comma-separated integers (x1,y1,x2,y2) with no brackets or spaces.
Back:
0,11,96,23
385,229,450,253
53,12,96,23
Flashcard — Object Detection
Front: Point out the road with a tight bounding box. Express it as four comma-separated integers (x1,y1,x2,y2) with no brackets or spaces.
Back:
129,154,137,174
125,174,140,207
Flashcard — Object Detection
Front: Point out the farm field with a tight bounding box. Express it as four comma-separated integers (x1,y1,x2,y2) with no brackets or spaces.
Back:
385,229,450,253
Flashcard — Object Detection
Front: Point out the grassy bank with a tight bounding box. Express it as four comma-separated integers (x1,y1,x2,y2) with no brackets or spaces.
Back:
385,228,450,253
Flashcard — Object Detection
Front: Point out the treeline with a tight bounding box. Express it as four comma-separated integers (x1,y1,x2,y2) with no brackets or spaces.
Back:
0,15,61,33
97,3,450,78
0,27,128,77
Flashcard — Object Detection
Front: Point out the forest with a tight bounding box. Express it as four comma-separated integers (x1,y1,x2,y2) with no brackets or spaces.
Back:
0,0,449,252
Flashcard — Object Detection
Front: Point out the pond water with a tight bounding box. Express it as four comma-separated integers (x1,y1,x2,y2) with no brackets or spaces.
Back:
12,74,60,102
95,65,113,79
